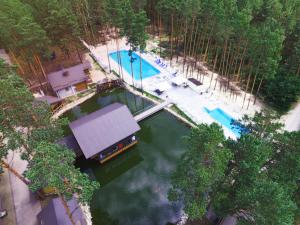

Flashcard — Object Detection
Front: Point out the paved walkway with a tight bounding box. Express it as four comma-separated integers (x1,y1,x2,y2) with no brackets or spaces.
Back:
282,102,300,131
90,39,263,139
134,100,172,122
6,152,41,225
0,168,16,225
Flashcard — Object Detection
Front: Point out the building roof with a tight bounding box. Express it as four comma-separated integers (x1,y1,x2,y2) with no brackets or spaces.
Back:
36,95,63,105
58,135,83,158
47,63,90,91
69,103,141,159
37,197,86,225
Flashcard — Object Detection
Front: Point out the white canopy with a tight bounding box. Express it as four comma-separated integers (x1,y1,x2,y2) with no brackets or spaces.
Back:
155,81,172,92
171,76,186,86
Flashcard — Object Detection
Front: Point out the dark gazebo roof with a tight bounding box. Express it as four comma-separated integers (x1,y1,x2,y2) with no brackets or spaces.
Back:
69,103,141,159
37,197,86,225
47,63,90,91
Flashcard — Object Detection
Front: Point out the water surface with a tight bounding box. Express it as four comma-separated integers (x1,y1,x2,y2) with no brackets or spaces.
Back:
109,50,160,80
63,88,190,225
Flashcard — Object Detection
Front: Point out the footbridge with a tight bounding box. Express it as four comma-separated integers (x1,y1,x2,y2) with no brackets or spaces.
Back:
134,100,173,122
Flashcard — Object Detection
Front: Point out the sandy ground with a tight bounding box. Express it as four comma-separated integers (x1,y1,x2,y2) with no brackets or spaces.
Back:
282,102,300,131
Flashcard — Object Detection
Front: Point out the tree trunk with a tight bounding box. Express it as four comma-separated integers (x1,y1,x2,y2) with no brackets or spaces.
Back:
58,194,76,225
9,50,26,75
242,68,252,108
182,18,188,72
209,51,218,89
247,73,257,109
235,43,248,83
185,17,196,76
28,62,45,92
1,160,30,185
34,55,47,80
139,51,143,94
129,47,135,87
75,46,83,63
253,76,264,105
170,13,174,65
105,26,111,73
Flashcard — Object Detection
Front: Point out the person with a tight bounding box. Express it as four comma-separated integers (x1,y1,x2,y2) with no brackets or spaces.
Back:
0,210,7,219
0,197,7,219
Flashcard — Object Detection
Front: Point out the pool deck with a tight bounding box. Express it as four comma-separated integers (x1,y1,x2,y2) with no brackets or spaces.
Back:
90,38,263,139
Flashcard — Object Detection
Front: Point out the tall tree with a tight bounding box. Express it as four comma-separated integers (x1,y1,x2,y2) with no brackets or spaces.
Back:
25,142,99,225
169,123,232,219
169,110,300,224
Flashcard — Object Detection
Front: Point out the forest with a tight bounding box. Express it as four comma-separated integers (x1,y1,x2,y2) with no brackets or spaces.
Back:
0,0,300,225
0,0,299,111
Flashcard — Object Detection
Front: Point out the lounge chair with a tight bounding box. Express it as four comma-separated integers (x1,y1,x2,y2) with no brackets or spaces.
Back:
183,82,189,88
155,59,161,64
154,89,164,95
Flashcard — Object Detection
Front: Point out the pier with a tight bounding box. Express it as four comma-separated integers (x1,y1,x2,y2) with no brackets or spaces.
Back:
134,100,173,122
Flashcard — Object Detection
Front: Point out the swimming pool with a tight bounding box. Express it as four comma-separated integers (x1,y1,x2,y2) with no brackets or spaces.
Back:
109,50,160,80
204,107,244,137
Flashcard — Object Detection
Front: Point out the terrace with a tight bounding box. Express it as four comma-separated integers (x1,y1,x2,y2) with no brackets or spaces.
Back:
90,39,262,139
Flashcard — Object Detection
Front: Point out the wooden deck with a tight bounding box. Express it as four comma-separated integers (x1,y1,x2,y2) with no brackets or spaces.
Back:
134,100,173,122
100,140,138,164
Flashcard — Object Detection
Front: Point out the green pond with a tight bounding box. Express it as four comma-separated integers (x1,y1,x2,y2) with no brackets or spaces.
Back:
62,88,190,225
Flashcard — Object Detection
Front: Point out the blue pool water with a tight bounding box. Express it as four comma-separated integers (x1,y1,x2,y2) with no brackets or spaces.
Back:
109,50,160,80
204,107,244,138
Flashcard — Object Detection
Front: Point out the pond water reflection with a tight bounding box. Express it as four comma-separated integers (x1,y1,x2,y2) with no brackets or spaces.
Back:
63,88,190,225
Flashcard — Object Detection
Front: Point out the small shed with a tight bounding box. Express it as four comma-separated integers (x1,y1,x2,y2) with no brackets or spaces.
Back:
47,63,91,99
69,103,141,163
36,95,63,110
38,197,87,225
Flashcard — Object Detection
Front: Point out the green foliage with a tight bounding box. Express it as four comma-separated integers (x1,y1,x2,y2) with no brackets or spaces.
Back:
0,59,67,160
0,60,99,205
169,110,300,224
235,180,296,225
114,0,149,51
169,123,232,219
263,72,300,111
153,0,300,110
25,142,99,204
0,0,49,58
24,0,80,49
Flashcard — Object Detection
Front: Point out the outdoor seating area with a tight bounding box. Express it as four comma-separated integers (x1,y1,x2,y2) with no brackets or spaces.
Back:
154,58,168,69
